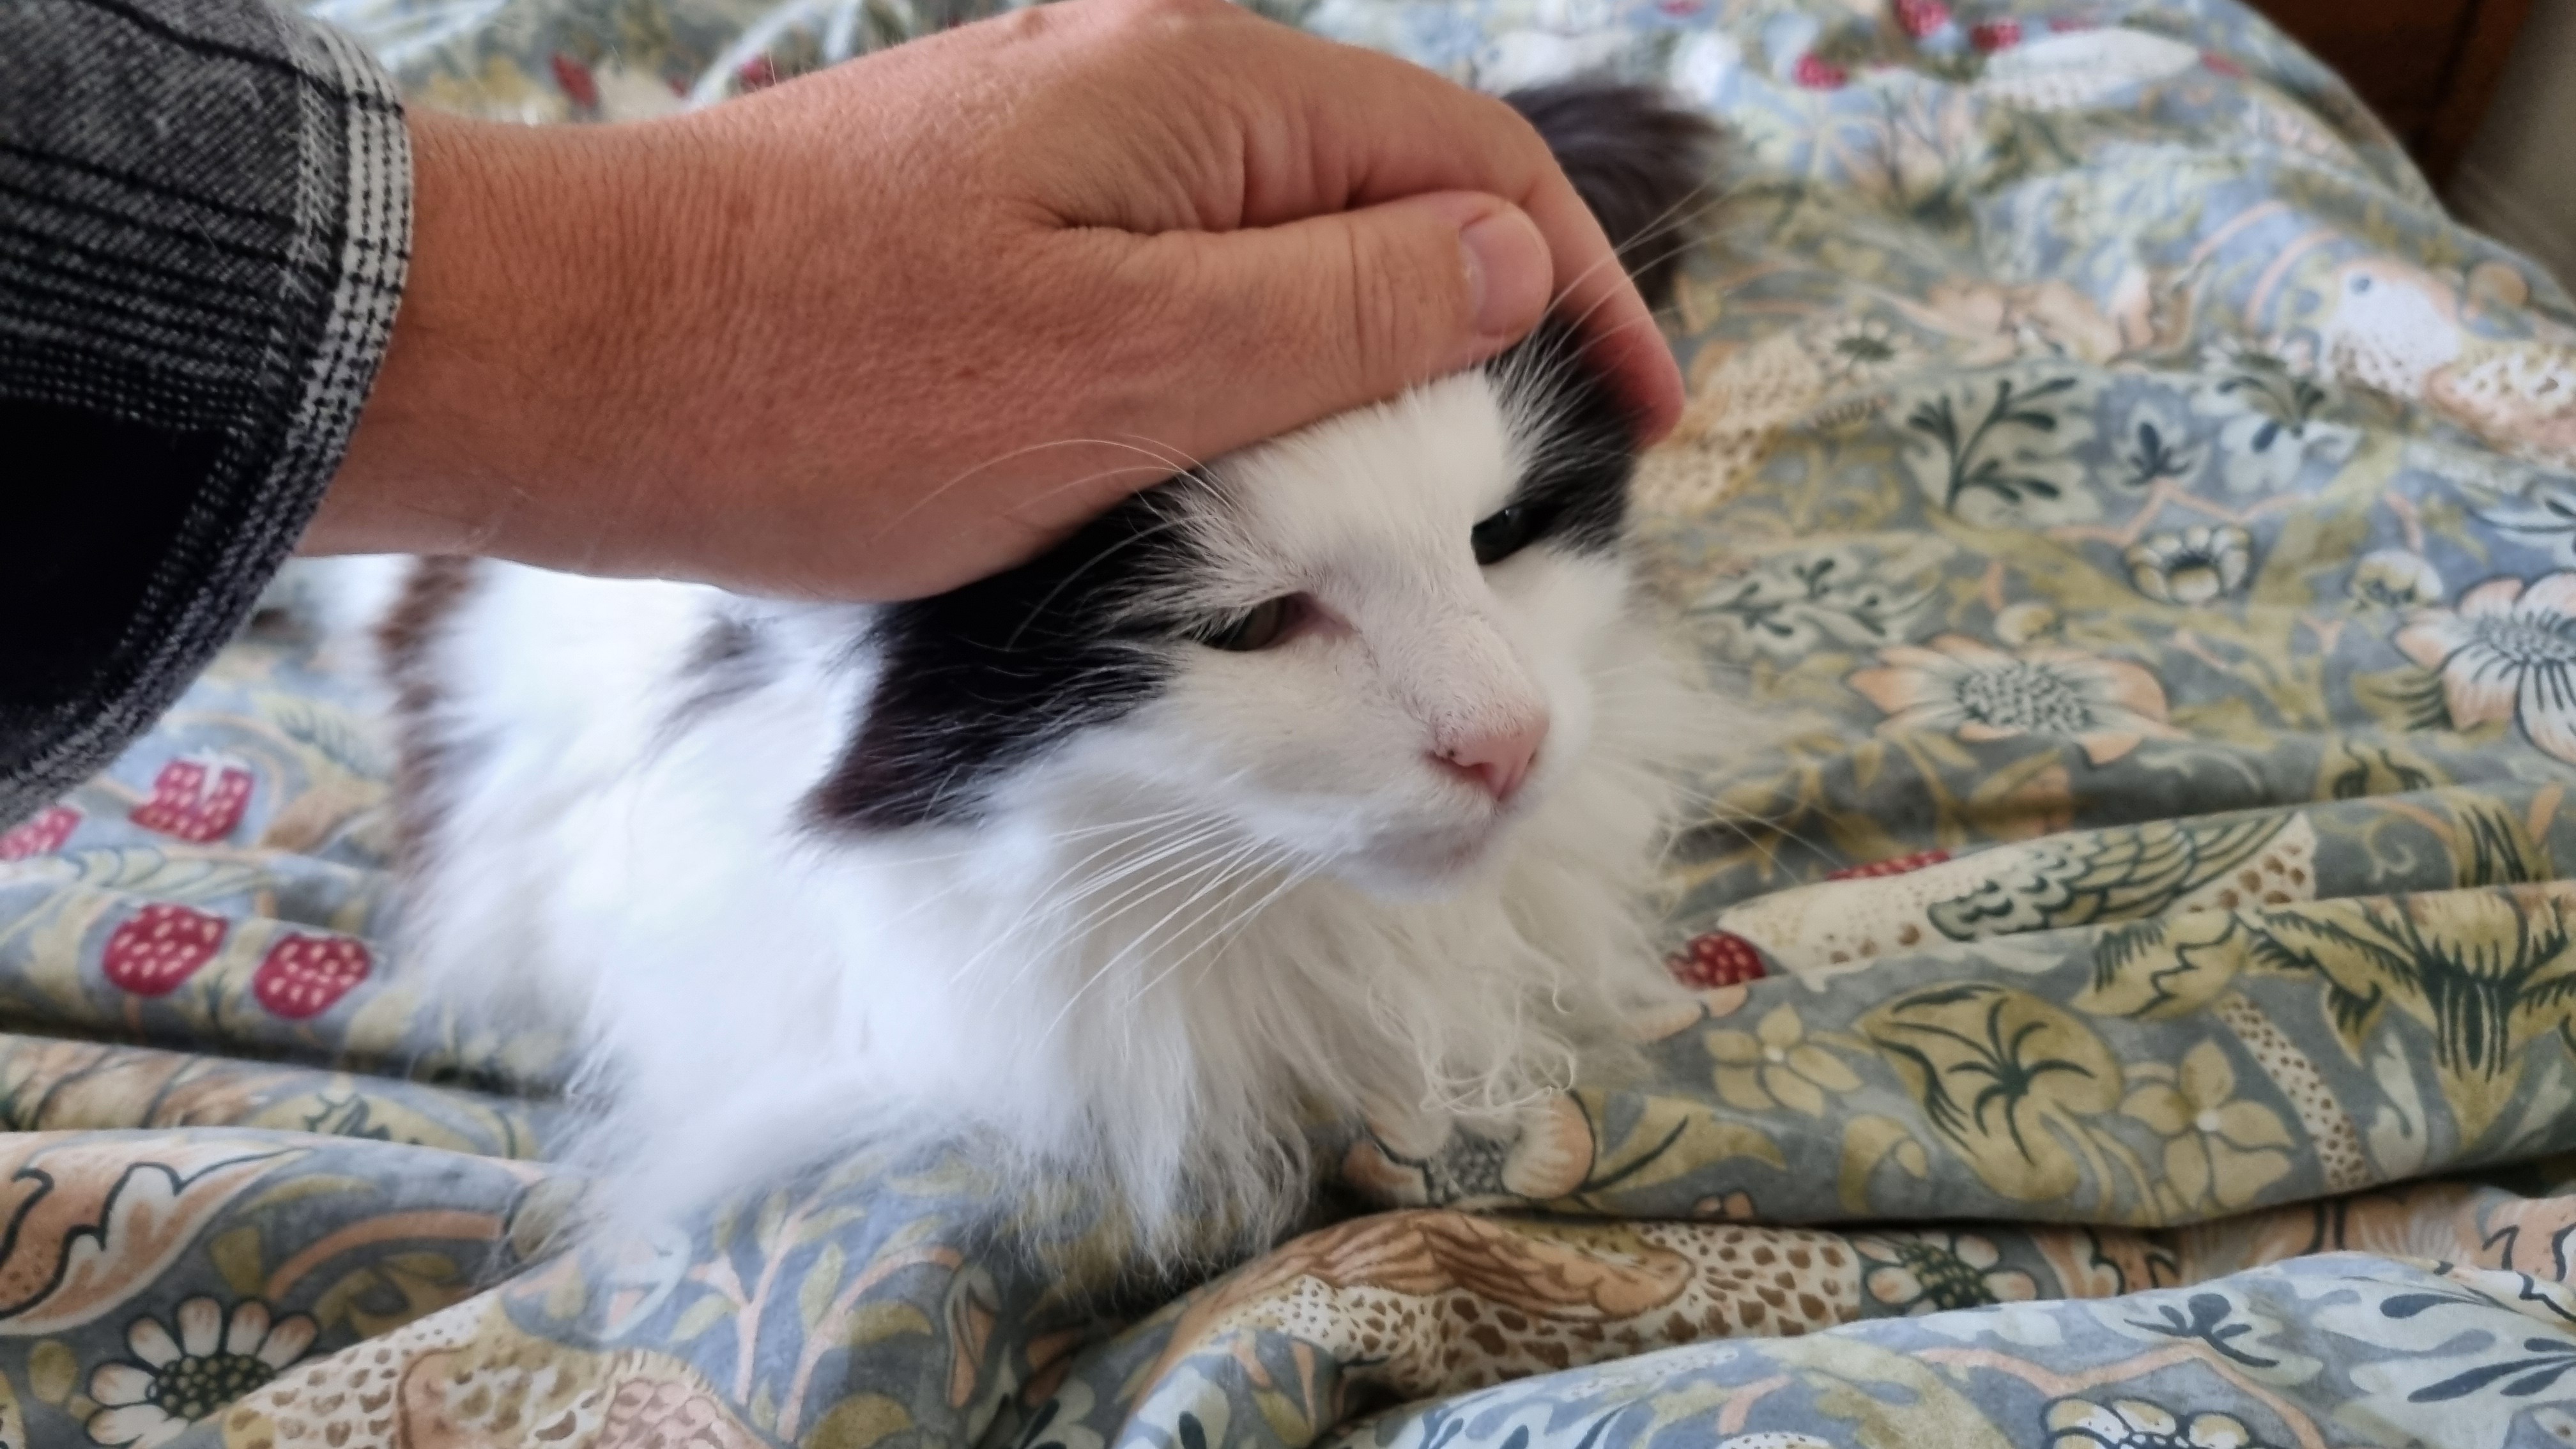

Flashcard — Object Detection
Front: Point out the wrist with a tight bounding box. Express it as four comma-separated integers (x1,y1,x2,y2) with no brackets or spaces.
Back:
309,109,687,565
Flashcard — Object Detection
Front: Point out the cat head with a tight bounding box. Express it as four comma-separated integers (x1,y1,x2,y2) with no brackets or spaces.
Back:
808,84,1713,888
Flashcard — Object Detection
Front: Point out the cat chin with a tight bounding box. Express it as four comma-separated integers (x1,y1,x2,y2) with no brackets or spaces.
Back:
1324,820,1526,898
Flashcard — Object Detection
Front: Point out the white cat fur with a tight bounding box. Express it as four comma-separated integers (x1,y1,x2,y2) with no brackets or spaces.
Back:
374,365,1721,1257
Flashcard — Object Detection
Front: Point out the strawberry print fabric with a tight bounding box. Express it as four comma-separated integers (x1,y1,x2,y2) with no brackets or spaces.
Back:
3,0,2576,1445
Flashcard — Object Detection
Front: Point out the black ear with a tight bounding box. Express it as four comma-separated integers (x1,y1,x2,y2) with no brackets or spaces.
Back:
1503,82,1717,313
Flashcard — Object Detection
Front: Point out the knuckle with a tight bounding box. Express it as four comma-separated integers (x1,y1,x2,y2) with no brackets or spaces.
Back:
994,6,1056,43
1094,0,1213,34
1455,89,1552,183
1344,226,1431,381
992,5,1054,41
1074,236,1204,366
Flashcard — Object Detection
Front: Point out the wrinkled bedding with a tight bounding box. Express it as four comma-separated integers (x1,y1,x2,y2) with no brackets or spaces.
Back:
10,1,2576,1445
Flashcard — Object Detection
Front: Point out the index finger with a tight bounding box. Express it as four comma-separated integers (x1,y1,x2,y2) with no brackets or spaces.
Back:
1259,37,1684,438
1122,6,1688,438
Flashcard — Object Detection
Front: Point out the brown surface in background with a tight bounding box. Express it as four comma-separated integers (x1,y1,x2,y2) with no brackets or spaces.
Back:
2249,0,2533,184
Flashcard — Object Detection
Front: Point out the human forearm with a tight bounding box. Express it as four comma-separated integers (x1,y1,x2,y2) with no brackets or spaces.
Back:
305,0,1680,602
0,0,408,826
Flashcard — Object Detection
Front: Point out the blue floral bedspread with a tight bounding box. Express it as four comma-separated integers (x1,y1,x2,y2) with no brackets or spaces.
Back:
7,0,2576,1445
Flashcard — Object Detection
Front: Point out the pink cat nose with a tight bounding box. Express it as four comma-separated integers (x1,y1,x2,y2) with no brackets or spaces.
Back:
1436,718,1548,802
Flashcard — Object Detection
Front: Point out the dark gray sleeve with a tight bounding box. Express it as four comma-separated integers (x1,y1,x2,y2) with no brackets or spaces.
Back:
0,0,410,825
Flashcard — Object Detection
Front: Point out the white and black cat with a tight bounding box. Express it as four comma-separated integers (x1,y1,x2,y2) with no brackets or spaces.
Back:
347,83,1728,1257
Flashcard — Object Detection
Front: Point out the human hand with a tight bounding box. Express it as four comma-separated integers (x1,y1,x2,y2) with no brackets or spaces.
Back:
309,0,1683,599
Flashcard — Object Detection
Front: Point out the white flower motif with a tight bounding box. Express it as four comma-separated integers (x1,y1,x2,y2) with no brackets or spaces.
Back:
1804,315,1917,387
1850,1230,2039,1313
1993,601,2058,645
2045,1396,2273,1449
2397,573,2576,762
88,1297,315,1447
2351,548,2444,607
2126,525,2253,604
1341,1096,1597,1205
2469,472,2576,566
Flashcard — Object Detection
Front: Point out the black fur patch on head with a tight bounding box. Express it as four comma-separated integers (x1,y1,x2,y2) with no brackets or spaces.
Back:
805,491,1208,832
1503,81,1718,314
1480,82,1714,556
1486,319,1641,558
808,83,1708,834
667,613,770,733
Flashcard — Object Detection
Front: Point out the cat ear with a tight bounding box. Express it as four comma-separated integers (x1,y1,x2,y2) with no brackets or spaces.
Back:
1503,82,1718,314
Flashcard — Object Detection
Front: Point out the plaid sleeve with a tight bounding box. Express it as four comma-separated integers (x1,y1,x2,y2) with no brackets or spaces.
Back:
0,0,410,826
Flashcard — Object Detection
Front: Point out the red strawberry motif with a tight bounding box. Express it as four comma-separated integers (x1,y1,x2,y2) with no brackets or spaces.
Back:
1668,930,1768,988
2202,51,2245,78
550,52,600,111
1970,19,2022,50
102,904,227,996
1827,848,1953,881
1893,0,1952,38
737,55,781,91
128,758,254,844
0,806,79,861
1791,54,1850,89
252,933,372,1020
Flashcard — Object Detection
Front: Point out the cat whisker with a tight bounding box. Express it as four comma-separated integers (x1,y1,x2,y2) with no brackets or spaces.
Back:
1116,847,1297,1008
1179,857,1318,991
1092,432,1207,477
1549,190,1736,322
1015,822,1249,956
904,809,1213,953
1551,188,1733,316
867,806,1213,962
1678,810,1830,873
868,436,1206,549
990,820,1242,977
979,458,1197,526
847,806,1199,877
1036,839,1273,1043
1001,511,1199,651
1043,839,1246,955
1098,839,1275,968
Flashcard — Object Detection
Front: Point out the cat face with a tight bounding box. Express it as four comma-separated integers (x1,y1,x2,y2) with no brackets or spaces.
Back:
804,80,1713,890
1100,341,1639,888
806,323,1642,892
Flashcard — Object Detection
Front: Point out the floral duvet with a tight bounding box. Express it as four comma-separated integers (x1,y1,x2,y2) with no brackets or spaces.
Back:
9,0,2576,1444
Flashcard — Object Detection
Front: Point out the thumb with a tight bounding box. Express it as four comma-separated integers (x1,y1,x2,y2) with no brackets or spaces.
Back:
1137,191,1554,455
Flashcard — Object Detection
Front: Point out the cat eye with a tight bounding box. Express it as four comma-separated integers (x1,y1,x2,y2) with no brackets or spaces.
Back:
1471,503,1541,566
1205,596,1297,652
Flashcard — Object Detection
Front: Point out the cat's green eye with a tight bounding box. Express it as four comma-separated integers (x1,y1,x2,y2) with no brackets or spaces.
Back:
1206,596,1296,652
1471,503,1540,566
